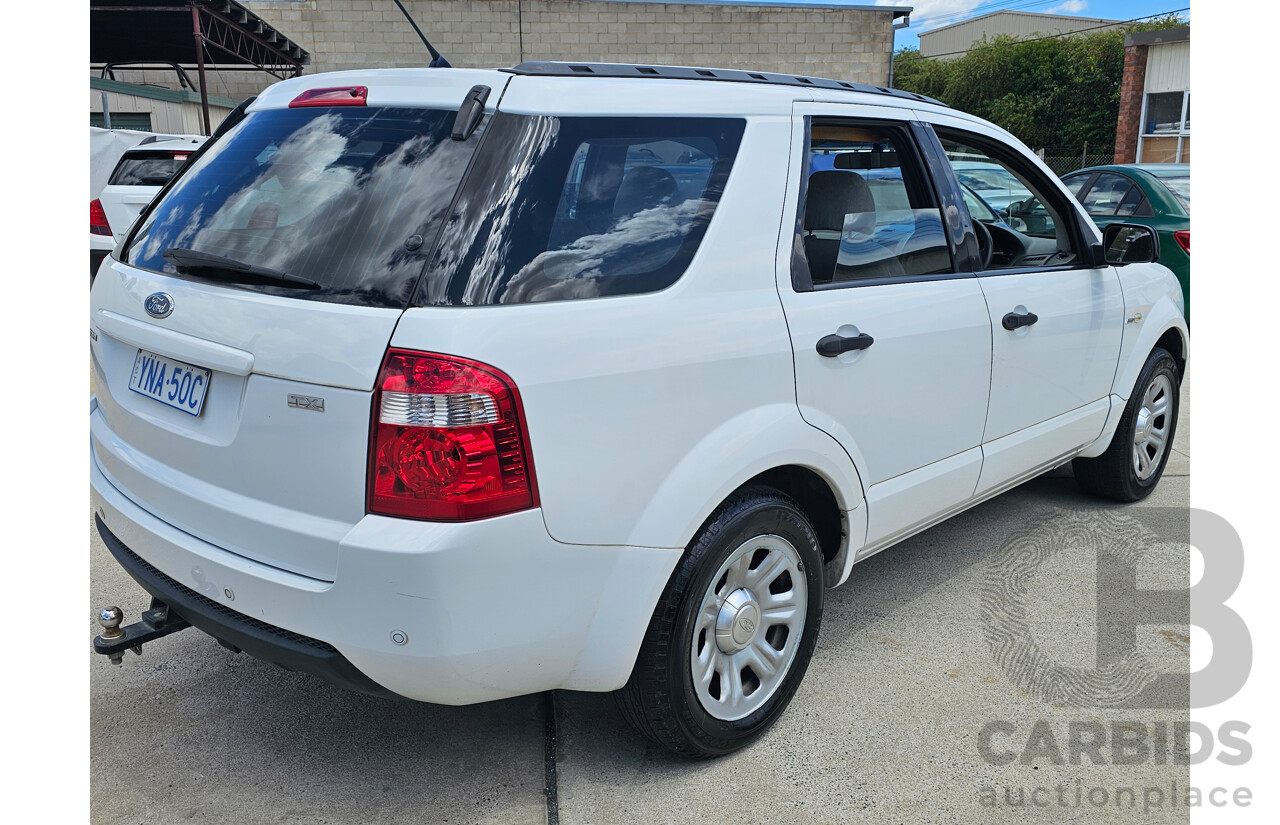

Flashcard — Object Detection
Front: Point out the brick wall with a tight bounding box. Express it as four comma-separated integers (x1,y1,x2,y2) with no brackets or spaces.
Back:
171,0,896,101
1113,42,1148,165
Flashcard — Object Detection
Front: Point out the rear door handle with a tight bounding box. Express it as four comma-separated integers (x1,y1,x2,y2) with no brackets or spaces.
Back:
1001,311,1039,331
816,332,874,357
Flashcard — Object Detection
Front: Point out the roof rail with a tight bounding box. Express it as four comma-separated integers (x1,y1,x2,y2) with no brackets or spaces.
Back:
503,61,947,107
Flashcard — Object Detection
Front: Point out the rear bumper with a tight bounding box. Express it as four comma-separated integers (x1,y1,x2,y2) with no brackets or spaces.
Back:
91,434,682,704
95,514,397,698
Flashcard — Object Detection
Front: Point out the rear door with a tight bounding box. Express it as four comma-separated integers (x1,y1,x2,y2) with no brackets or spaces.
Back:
920,118,1124,495
90,71,506,581
777,104,992,552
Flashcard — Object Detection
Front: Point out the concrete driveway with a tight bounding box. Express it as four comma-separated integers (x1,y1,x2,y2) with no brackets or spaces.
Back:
91,378,1190,824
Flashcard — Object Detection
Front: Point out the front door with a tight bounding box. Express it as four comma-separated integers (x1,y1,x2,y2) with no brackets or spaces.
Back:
922,119,1124,495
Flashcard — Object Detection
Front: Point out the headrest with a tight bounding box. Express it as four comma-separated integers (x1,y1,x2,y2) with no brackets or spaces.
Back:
804,170,876,234
613,166,678,217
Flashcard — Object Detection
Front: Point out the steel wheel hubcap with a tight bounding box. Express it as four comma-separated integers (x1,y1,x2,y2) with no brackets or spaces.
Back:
1132,373,1173,481
690,534,808,721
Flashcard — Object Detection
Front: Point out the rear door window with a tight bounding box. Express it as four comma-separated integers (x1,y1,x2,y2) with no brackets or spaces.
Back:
798,121,951,286
124,107,478,309
418,114,744,306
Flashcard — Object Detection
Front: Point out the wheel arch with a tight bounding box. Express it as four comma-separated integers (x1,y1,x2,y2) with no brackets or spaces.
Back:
624,403,865,584
1081,301,1187,459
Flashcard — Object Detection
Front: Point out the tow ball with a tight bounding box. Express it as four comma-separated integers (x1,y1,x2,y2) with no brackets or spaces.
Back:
93,598,191,665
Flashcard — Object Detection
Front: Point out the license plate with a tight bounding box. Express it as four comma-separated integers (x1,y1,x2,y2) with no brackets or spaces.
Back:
128,349,211,417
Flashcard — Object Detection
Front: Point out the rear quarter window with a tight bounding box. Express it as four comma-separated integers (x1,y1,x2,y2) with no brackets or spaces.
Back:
418,114,745,306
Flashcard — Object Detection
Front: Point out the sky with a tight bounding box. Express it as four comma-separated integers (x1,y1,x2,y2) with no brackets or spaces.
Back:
869,0,1191,50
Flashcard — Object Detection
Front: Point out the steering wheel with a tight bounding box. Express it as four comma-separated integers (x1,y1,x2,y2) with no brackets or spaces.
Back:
972,219,994,270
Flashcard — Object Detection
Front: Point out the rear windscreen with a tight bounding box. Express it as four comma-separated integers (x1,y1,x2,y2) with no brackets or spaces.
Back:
418,113,745,306
124,107,477,309
1157,175,1191,213
109,151,194,186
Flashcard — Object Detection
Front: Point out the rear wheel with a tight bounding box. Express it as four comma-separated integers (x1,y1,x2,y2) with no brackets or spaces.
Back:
616,486,824,758
1073,347,1180,501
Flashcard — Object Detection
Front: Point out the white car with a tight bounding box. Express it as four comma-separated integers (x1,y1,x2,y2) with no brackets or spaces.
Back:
90,136,204,278
949,159,1034,212
89,64,1187,758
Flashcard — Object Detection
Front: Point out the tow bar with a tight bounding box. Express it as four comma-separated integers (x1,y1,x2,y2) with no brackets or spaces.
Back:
93,598,191,665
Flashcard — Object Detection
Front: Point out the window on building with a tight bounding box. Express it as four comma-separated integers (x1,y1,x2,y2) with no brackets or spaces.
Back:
1138,90,1189,163
91,112,153,131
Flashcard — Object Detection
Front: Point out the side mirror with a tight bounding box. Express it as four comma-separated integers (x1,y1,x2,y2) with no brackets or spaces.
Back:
1102,223,1161,265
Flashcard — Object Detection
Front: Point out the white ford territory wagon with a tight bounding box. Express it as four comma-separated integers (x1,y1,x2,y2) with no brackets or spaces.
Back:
90,63,1188,757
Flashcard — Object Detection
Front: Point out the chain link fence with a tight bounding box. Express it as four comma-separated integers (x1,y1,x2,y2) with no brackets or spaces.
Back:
1035,145,1115,177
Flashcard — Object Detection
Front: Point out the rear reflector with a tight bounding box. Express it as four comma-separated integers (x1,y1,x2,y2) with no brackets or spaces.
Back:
90,199,112,237
289,86,368,108
368,351,537,521
1174,230,1190,254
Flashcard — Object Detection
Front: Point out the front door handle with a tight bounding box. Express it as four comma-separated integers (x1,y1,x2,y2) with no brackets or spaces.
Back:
817,332,874,357
1002,310,1039,331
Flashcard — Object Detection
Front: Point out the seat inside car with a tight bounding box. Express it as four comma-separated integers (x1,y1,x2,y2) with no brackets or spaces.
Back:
803,169,904,283
613,165,679,216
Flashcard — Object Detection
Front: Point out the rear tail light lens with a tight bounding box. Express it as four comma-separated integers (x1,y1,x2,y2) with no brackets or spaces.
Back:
1174,230,1190,254
90,199,112,236
289,86,368,108
368,350,538,521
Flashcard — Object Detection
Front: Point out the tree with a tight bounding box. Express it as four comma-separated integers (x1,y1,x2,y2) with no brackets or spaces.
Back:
893,15,1186,151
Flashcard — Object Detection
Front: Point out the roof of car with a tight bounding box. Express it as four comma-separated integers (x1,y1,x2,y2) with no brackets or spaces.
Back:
505,61,947,107
1068,163,1189,179
1133,164,1190,178
121,136,206,155
254,65,968,121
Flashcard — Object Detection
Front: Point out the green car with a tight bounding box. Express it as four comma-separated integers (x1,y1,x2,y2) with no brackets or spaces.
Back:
1062,164,1190,322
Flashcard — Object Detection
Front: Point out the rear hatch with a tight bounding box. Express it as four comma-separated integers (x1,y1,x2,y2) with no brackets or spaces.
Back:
90,70,508,581
98,142,202,243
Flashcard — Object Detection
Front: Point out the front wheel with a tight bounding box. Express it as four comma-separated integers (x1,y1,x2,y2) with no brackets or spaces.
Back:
1073,347,1180,501
616,486,825,758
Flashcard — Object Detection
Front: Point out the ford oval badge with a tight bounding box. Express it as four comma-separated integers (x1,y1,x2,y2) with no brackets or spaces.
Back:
144,292,174,319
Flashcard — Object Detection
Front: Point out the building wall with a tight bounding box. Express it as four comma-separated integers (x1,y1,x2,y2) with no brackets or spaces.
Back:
1113,43,1148,165
1144,39,1190,94
157,0,900,100
1114,28,1190,164
919,11,1122,59
90,88,235,135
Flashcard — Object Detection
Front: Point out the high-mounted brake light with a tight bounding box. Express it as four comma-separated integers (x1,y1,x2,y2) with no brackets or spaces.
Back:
90,199,112,236
1174,230,1190,254
368,351,538,521
289,86,368,108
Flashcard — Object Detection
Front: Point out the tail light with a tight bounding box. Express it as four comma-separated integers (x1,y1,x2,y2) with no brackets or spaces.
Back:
1174,230,1190,254
90,199,112,237
368,350,538,521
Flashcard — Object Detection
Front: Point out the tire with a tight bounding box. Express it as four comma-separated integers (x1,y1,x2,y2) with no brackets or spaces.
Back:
1073,347,1180,502
616,485,825,758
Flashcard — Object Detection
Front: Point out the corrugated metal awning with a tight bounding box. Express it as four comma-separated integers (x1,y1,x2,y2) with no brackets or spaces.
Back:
90,0,309,75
